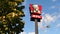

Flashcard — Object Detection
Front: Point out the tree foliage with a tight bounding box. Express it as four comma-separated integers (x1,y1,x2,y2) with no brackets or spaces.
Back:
0,0,25,34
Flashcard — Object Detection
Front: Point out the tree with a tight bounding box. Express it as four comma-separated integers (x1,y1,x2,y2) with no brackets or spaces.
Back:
0,0,25,34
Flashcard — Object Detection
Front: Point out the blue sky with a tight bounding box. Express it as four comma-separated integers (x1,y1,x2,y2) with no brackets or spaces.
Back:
20,0,60,34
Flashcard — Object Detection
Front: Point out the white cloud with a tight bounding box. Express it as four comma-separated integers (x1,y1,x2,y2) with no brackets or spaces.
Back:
28,32,35,34
38,12,60,30
44,14,56,25
20,32,27,34
20,32,35,34
43,13,60,25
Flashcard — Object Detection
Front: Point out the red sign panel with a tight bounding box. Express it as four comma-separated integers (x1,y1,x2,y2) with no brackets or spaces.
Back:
30,4,42,15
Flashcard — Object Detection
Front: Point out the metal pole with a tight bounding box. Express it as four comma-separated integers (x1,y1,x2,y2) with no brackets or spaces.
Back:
35,19,38,34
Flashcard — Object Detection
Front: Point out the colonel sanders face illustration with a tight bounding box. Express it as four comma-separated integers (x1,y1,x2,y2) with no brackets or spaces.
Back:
33,5,40,13
30,4,42,14
33,5,39,12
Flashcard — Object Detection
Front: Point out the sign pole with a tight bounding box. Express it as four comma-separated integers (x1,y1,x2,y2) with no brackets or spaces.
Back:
35,19,38,34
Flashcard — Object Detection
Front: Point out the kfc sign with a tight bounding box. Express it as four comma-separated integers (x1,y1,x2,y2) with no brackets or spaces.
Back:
29,4,42,22
30,4,42,15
